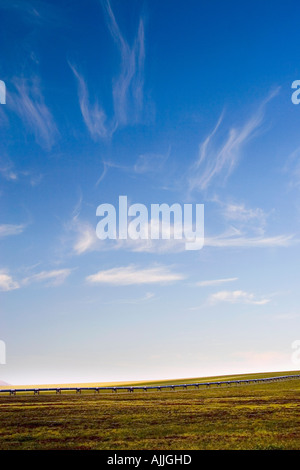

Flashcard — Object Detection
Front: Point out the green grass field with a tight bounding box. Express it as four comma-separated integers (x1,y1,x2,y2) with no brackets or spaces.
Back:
0,371,300,450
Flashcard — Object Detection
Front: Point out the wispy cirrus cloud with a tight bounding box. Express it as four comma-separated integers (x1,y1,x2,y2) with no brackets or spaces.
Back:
205,231,294,248
0,0,43,22
0,272,20,292
203,198,293,250
86,265,185,286
283,145,300,188
9,77,58,150
0,268,72,291
125,231,295,252
61,197,102,256
65,212,295,257
0,0,61,26
222,202,267,236
134,149,170,175
96,150,169,187
70,221,186,255
101,0,145,126
71,0,145,141
118,223,295,252
0,156,18,181
0,156,43,185
95,159,130,186
189,88,280,192
0,167,18,182
69,64,113,141
0,224,25,238
219,200,268,227
196,277,238,287
22,268,73,287
208,290,270,305
69,218,99,255
73,223,99,255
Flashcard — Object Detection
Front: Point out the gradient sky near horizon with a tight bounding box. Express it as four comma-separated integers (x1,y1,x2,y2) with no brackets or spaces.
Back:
1,0,300,385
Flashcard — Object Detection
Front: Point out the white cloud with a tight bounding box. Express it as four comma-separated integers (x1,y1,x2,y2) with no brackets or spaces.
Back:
208,290,270,305
283,145,300,188
222,202,267,225
69,64,112,141
0,160,18,181
86,265,185,286
205,232,294,248
197,277,238,287
70,1,145,140
0,224,25,238
101,0,145,126
72,220,99,255
115,228,295,253
212,198,270,238
10,77,58,150
22,269,72,287
134,150,170,175
68,214,294,256
0,0,60,26
95,160,130,186
64,200,294,257
202,201,294,249
189,88,280,191
0,1,42,20
63,208,101,256
69,212,192,255
0,272,20,291
0,156,43,185
0,268,72,291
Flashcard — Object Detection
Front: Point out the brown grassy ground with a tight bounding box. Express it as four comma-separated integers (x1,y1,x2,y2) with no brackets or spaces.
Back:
0,371,299,450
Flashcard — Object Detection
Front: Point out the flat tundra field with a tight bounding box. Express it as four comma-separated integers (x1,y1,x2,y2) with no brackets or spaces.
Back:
0,371,300,450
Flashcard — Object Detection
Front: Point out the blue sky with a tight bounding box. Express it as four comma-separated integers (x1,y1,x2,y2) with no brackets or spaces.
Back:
1,0,300,385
